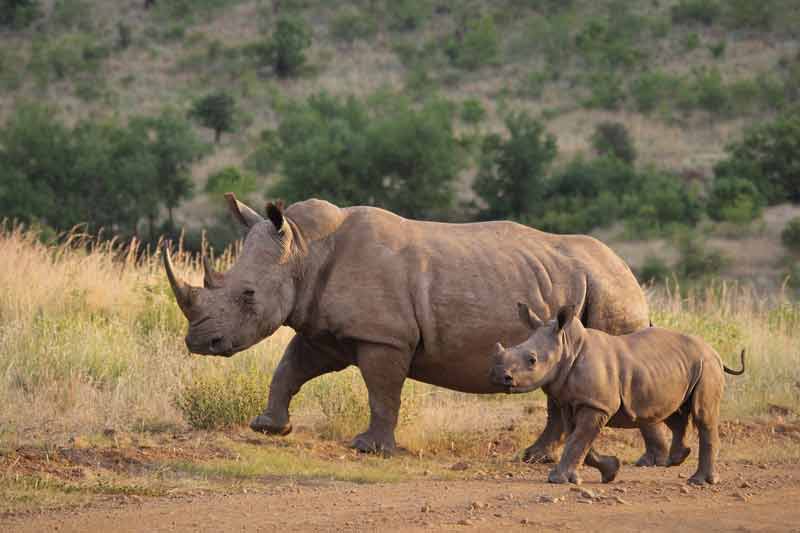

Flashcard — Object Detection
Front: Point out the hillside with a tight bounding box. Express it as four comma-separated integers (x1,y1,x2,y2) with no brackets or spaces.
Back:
1,0,800,285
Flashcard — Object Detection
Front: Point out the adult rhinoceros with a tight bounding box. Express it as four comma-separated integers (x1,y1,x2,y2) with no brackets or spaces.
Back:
164,194,669,465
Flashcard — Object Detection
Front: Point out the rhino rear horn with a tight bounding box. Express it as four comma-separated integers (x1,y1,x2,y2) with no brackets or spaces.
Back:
202,255,223,289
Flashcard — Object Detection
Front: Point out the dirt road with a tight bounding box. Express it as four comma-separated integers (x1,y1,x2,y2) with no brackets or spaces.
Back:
5,460,800,532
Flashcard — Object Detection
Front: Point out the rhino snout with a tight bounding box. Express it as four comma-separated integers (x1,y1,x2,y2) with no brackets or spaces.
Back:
185,334,237,357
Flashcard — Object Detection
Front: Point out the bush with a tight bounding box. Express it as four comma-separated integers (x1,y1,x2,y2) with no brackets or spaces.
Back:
330,6,376,43
474,112,557,219
670,0,720,26
205,166,257,198
622,169,704,238
639,255,671,284
674,231,728,280
714,110,800,204
591,121,636,164
0,0,40,28
51,0,92,31
707,177,763,224
724,0,776,30
629,70,682,113
684,66,730,114
782,217,800,253
387,0,430,31
269,15,311,78
574,16,644,71
175,367,271,430
446,16,499,70
189,90,237,143
583,72,625,110
460,98,486,125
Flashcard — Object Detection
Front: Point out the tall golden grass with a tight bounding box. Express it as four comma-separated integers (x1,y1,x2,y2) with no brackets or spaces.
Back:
0,224,798,456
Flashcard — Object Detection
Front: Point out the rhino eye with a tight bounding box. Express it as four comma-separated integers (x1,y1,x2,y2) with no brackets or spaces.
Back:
528,354,537,365
242,289,255,305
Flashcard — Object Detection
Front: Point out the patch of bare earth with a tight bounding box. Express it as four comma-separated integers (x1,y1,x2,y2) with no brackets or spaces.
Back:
2,416,800,532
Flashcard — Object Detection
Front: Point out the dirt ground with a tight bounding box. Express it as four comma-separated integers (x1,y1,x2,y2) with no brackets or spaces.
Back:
3,454,800,532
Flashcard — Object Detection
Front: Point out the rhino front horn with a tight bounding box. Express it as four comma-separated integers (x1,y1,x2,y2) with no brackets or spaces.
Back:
493,342,505,360
162,242,195,317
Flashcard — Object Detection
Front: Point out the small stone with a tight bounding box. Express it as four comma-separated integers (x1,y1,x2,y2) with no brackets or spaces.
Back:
614,496,629,505
469,501,486,510
521,518,530,525
678,473,688,479
680,486,691,495
740,481,752,489
577,498,593,504
421,503,432,513
613,487,627,494
758,464,768,470
578,488,596,499
451,462,471,471
458,518,473,526
538,495,559,504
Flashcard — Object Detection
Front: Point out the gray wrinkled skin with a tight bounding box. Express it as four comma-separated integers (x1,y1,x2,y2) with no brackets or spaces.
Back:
165,194,663,458
492,304,746,486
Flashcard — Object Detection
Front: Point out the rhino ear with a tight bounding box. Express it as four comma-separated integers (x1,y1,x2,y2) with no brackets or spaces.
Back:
556,304,577,333
517,302,544,330
225,192,264,229
266,200,286,234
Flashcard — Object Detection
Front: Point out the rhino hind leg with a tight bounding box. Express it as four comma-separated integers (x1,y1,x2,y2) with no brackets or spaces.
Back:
688,377,722,485
665,409,692,467
523,396,564,464
350,344,411,455
584,448,621,483
252,335,348,435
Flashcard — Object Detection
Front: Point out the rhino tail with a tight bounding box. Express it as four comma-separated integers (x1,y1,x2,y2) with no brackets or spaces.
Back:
649,319,654,328
724,349,746,376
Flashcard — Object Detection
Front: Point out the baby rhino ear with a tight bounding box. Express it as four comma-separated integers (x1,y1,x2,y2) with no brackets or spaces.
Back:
556,304,577,332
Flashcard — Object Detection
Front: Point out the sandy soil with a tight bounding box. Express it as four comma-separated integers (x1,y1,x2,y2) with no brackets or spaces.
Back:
4,459,800,532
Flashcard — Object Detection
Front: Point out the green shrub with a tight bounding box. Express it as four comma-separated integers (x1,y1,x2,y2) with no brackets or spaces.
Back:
629,70,682,113
474,112,557,219
639,255,671,284
684,32,701,51
517,71,547,99
670,0,720,26
116,21,132,50
460,98,486,125
189,90,237,143
682,66,730,115
707,177,763,224
674,231,728,280
51,0,92,31
268,15,312,78
622,169,703,238
446,16,499,70
387,0,430,31
205,166,257,197
708,40,726,59
574,16,644,70
714,110,800,204
330,6,376,43
591,121,636,164
0,0,40,28
583,72,625,110
175,367,271,430
724,0,776,30
781,217,800,253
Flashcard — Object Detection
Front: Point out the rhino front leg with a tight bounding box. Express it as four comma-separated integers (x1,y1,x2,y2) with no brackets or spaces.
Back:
251,334,348,435
548,407,608,485
523,396,564,463
351,344,411,455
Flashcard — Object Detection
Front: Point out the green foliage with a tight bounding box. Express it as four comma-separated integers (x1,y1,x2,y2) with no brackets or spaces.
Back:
674,231,728,280
591,121,636,164
0,0,40,28
724,0,776,30
622,169,703,238
629,70,681,113
205,166,257,198
387,0,430,31
707,177,763,224
446,16,499,71
583,72,624,110
474,112,557,219
684,32,700,51
189,91,237,143
781,217,800,253
268,91,461,219
708,40,726,59
265,16,311,78
639,255,671,284
684,66,730,114
460,98,486,126
714,110,800,204
51,0,92,31
175,366,271,430
116,21,132,50
330,6,376,43
574,12,644,71
670,0,720,26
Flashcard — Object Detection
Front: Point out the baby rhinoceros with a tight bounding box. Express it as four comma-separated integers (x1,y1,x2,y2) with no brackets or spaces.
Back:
491,303,745,486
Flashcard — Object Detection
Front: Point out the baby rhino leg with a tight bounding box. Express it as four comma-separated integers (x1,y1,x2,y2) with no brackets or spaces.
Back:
548,407,608,485
689,376,723,485
665,409,692,467
584,448,620,483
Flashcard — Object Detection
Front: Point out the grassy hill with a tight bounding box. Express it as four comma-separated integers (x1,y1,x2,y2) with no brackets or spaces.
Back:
2,0,800,284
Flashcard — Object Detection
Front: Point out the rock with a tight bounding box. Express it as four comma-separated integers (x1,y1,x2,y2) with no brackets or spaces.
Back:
576,498,593,504
740,481,752,489
421,503,432,513
680,486,691,495
521,518,531,525
538,495,560,504
451,462,470,471
458,518,473,526
469,501,488,510
577,488,596,499
614,496,629,505
613,487,627,494
678,473,688,478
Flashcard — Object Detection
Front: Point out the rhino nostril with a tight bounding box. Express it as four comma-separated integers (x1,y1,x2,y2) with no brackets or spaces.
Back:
503,373,514,386
210,337,224,351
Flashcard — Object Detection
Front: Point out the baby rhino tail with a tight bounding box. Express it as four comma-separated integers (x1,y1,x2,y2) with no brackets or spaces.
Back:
724,349,746,375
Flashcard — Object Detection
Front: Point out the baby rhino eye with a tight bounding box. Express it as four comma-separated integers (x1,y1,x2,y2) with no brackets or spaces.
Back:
528,354,537,365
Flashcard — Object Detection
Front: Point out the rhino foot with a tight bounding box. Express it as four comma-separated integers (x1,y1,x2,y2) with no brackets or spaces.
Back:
634,450,669,467
350,431,396,456
548,468,581,485
250,415,292,436
599,456,621,484
688,471,720,486
522,445,558,464
668,446,692,467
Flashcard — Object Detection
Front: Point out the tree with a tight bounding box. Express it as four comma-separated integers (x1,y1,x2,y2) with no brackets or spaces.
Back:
474,112,557,219
714,110,800,204
189,91,236,143
706,177,763,224
591,121,637,164
269,16,311,78
268,91,461,219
